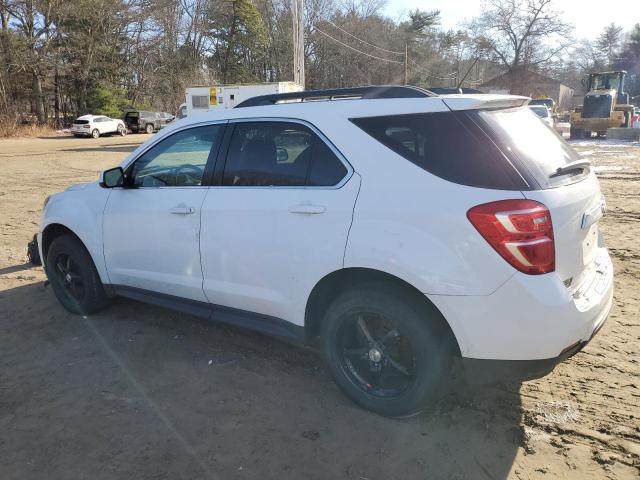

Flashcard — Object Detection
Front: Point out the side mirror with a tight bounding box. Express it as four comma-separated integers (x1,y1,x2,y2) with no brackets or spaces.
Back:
99,166,124,188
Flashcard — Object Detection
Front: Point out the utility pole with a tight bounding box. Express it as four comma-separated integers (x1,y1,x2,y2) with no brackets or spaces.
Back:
292,0,305,88
404,44,408,85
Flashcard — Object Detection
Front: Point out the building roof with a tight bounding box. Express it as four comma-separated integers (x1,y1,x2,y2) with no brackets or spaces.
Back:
480,69,568,88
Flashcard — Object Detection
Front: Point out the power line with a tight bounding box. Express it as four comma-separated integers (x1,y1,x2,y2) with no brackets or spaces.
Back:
408,59,459,80
326,20,404,56
314,28,404,64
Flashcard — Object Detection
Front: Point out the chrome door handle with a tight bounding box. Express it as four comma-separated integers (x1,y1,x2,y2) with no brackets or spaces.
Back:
169,206,195,215
289,204,326,215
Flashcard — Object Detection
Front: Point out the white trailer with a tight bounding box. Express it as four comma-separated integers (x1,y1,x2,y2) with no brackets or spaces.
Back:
183,82,302,117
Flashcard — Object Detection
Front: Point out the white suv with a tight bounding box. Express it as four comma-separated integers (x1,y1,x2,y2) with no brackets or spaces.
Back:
38,86,613,416
71,114,127,138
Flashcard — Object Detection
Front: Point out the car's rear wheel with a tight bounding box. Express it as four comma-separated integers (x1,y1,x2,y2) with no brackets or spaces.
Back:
145,123,154,134
321,284,452,417
45,235,109,315
91,129,100,139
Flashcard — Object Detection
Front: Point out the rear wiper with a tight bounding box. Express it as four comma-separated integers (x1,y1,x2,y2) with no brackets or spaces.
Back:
550,159,591,178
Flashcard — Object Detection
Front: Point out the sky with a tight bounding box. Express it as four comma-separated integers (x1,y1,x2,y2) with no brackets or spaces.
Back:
382,0,640,40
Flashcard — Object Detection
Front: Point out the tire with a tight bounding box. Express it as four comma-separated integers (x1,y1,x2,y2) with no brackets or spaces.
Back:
117,124,127,136
91,129,100,139
145,123,154,134
45,234,109,315
321,284,453,417
569,126,582,140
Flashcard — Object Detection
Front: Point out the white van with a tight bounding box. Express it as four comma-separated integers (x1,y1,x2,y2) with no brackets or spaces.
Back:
184,82,302,117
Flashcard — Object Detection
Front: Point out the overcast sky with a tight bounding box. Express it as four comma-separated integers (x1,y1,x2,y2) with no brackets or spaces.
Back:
382,0,640,40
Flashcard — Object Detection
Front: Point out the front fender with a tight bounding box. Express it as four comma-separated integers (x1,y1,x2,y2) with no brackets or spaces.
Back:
39,182,111,284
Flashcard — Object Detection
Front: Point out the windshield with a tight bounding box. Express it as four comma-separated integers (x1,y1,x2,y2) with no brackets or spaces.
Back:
475,107,584,189
529,106,549,118
591,73,621,91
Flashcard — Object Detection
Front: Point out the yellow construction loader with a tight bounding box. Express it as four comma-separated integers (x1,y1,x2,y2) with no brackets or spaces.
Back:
569,71,634,139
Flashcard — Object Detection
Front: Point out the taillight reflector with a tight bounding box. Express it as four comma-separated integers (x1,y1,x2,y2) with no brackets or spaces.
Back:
467,199,555,275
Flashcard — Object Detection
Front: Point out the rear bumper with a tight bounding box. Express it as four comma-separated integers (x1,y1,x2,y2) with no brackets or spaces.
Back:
429,247,614,362
461,301,610,383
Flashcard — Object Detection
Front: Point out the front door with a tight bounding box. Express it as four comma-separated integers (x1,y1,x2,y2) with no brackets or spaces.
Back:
200,120,359,324
103,123,225,301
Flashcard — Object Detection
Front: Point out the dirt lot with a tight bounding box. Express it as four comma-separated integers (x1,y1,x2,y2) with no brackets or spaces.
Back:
1,134,639,479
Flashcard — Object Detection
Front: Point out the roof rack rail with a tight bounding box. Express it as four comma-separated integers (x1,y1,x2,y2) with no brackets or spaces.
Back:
234,85,436,108
427,87,483,95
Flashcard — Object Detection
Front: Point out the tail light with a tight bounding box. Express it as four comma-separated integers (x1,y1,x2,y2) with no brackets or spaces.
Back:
83,125,90,129
467,199,555,275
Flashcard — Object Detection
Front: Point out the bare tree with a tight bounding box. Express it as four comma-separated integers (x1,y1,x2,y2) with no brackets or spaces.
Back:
469,0,573,71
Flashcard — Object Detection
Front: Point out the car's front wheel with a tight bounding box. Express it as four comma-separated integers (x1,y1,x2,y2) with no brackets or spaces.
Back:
117,124,127,136
45,235,109,315
321,284,453,417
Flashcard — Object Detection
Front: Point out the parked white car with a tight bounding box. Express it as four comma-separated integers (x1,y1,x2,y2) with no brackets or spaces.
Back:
38,86,613,416
528,104,554,128
71,114,127,138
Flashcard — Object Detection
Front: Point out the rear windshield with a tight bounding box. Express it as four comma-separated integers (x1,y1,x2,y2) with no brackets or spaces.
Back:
73,119,89,125
351,108,583,190
351,111,528,190
124,112,139,119
476,107,583,188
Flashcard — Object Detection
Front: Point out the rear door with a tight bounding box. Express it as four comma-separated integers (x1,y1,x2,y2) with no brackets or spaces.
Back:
199,119,359,325
94,116,108,134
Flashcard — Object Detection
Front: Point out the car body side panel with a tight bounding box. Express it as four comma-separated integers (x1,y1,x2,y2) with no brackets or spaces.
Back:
38,182,111,284
321,119,522,296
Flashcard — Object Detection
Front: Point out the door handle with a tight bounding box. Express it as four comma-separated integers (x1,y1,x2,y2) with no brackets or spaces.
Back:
289,204,326,215
169,206,195,215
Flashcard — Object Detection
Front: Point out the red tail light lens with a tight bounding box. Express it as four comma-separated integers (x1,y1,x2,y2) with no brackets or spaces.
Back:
467,199,555,275
83,125,90,129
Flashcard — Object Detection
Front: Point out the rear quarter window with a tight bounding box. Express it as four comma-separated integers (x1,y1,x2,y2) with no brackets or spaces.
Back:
475,107,584,189
350,112,528,190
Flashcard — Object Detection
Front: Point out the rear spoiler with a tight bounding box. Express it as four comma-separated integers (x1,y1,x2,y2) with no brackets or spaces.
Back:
442,95,530,111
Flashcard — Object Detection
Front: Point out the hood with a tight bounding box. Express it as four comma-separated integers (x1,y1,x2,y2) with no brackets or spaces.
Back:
65,181,97,192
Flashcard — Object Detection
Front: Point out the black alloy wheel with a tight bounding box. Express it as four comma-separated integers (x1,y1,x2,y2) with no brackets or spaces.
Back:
321,284,453,417
45,235,109,315
338,313,416,398
52,252,85,303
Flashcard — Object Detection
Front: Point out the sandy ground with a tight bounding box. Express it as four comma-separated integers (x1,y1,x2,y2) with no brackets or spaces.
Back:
0,133,638,480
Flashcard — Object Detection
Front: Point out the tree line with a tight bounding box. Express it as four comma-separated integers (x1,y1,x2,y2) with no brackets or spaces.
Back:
0,0,638,125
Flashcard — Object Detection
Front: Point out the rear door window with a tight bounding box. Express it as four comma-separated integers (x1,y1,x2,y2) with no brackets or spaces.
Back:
222,122,312,187
308,140,348,186
222,122,349,187
351,112,528,190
